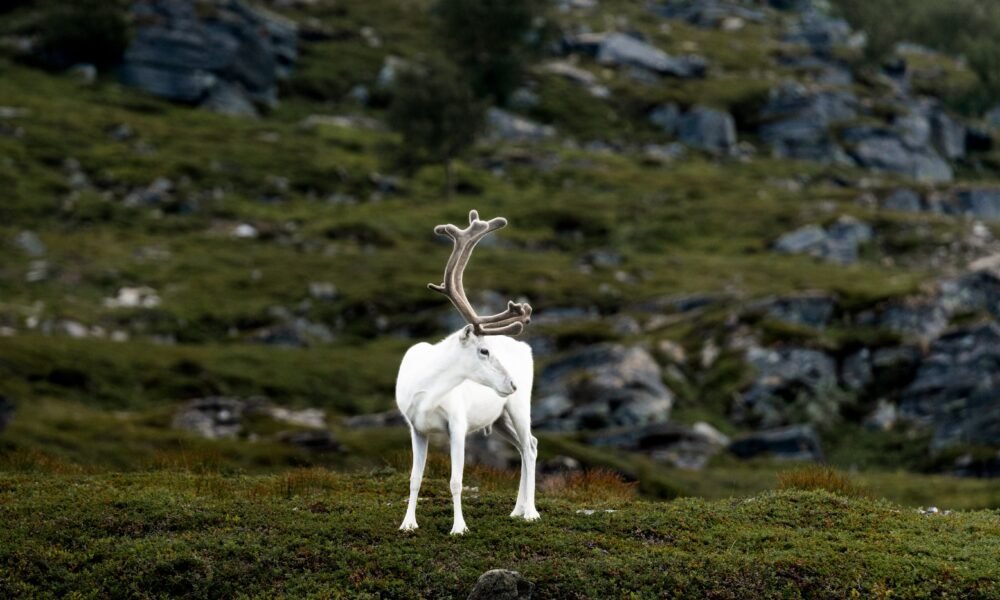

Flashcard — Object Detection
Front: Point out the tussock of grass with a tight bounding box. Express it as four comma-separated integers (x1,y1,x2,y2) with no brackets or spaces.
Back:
777,465,869,499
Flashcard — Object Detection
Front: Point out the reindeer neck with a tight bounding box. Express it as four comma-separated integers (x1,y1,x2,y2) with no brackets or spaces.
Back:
411,335,468,399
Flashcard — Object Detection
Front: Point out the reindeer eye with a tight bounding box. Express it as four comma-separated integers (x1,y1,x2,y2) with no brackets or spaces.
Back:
479,348,490,357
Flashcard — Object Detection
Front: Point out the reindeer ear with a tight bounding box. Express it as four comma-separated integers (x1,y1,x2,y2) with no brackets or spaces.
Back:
460,324,476,342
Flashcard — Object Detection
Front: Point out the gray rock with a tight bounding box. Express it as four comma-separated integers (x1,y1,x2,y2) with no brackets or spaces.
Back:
952,189,1000,222
14,231,45,257
759,292,836,328
900,323,1000,449
203,82,259,117
728,424,824,462
486,108,556,143
877,299,950,339
986,104,1000,129
173,397,250,439
932,110,966,161
467,569,533,600
863,399,898,432
773,216,872,264
342,410,407,428
734,346,840,428
651,1,766,28
592,33,707,78
784,8,852,56
539,61,610,98
0,395,13,432
938,270,1000,319
883,188,923,213
649,103,681,135
122,0,297,113
844,127,953,183
678,106,736,154
841,348,873,392
535,344,674,431
774,225,827,254
589,422,728,470
759,83,857,164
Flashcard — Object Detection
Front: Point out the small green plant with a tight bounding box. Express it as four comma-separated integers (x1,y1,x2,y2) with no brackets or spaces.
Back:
433,0,542,104
33,0,130,70
777,465,869,498
386,56,485,196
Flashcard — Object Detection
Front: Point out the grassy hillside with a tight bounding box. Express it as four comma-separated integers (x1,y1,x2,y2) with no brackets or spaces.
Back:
1,469,998,599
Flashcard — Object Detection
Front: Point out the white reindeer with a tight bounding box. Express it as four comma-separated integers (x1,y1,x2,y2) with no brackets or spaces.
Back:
396,210,539,535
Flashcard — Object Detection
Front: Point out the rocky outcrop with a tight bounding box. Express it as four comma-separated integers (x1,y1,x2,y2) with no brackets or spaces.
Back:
773,216,873,264
122,0,297,116
842,126,953,183
951,189,1000,222
900,323,1000,449
728,425,823,461
678,106,736,154
172,397,335,449
733,346,840,428
566,32,707,79
754,292,836,328
589,422,730,469
467,570,534,600
759,82,856,163
486,108,556,143
534,344,674,431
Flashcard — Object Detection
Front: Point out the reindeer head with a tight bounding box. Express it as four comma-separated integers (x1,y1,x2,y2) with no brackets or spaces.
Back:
429,210,532,395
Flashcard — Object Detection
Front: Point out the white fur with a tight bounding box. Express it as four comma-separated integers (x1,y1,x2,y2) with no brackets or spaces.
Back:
395,326,538,535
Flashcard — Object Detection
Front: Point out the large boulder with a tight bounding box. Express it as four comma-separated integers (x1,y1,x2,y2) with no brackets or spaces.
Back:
950,189,1000,222
784,8,853,56
758,82,856,163
534,344,674,431
122,0,298,116
467,570,533,600
728,425,824,462
733,346,840,428
570,32,707,79
773,216,873,265
486,108,556,143
900,323,1000,449
882,188,924,213
589,422,730,470
755,292,836,328
843,126,953,183
678,106,736,154
938,270,1000,319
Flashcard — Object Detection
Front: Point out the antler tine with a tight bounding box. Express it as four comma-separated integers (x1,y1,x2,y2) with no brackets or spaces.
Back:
428,210,532,336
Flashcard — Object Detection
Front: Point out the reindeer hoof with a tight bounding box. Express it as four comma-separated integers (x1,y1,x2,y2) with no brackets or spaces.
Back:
399,520,419,531
522,510,540,521
449,523,469,535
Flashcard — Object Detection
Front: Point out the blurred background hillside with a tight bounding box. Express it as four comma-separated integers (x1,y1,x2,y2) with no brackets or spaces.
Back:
1,0,999,508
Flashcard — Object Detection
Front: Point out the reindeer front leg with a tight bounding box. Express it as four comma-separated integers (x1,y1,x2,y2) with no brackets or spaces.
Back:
448,420,469,535
400,428,428,531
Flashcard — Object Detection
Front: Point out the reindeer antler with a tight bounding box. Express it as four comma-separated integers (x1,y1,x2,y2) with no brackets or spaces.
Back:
429,210,532,336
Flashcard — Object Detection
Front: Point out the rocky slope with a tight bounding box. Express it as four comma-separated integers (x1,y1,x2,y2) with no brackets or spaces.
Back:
1,0,999,481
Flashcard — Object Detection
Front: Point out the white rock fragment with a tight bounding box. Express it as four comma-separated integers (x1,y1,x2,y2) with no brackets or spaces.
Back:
233,223,259,239
104,286,161,309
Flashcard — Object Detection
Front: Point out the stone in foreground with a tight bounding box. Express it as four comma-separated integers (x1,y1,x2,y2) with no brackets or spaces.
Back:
468,569,534,600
